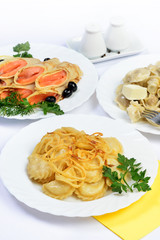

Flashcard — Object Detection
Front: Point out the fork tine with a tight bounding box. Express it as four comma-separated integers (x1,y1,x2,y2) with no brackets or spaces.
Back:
141,109,160,126
143,109,158,114
142,112,157,118
142,109,159,118
142,113,154,120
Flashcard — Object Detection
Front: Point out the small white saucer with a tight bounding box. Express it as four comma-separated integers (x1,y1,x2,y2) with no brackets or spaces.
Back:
66,33,145,63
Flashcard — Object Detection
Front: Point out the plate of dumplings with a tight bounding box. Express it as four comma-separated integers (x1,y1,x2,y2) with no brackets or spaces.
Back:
96,54,160,135
0,114,158,217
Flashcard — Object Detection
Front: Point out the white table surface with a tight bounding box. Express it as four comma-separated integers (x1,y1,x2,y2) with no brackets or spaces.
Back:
0,0,160,239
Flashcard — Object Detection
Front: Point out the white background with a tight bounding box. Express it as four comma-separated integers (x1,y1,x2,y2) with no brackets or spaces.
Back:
0,0,160,239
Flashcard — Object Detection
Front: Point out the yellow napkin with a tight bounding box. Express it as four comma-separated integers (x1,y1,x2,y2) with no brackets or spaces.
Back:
94,161,160,240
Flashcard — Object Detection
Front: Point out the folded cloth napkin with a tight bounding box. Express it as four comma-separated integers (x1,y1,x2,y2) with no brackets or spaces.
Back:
94,161,160,240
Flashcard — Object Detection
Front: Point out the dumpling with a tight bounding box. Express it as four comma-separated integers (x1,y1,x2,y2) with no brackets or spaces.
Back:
123,68,150,83
27,154,54,183
103,137,123,155
74,178,106,201
85,169,103,183
115,83,129,111
42,180,75,199
127,101,144,122
144,93,159,107
147,77,160,94
147,62,160,76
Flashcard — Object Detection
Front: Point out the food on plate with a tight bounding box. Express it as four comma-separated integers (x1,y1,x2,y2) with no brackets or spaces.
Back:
13,41,33,58
14,58,60,85
0,78,13,87
27,127,123,200
0,56,40,78
0,57,82,103
0,91,64,116
122,84,147,100
27,88,61,105
0,43,83,116
27,127,151,201
35,61,82,88
0,83,35,99
115,62,160,126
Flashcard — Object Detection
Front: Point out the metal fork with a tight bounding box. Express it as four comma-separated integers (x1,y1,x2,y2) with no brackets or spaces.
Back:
142,109,160,126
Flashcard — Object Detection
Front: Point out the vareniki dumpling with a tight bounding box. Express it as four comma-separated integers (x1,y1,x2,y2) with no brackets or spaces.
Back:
27,127,124,201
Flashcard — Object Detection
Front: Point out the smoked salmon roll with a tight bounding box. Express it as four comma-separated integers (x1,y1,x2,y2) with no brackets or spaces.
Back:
0,83,35,100
27,89,61,105
0,57,41,79
14,58,60,86
35,62,83,89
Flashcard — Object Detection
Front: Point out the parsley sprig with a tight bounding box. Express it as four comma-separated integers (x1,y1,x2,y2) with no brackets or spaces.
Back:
13,41,33,58
0,92,64,117
103,153,151,194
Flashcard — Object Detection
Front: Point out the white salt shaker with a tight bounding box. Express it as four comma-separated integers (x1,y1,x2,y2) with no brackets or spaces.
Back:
79,23,106,59
105,16,130,52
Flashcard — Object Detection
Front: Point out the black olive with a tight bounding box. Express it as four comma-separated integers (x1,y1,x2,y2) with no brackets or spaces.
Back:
45,96,56,103
44,58,50,61
0,59,4,62
68,81,77,92
62,88,73,98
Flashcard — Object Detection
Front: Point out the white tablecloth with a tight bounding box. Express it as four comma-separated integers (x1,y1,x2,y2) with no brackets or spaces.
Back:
0,0,160,239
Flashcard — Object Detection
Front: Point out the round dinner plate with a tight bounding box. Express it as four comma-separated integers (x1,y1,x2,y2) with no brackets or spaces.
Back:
96,54,160,135
0,114,158,217
0,43,98,120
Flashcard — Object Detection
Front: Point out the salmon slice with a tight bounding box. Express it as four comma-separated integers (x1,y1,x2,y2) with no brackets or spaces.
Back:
38,70,67,87
0,59,27,77
28,92,59,105
15,88,33,99
16,66,44,85
0,88,33,100
0,90,10,99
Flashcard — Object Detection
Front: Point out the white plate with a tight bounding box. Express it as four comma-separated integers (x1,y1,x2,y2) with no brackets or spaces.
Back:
0,114,158,217
66,33,145,64
96,54,160,135
0,43,98,120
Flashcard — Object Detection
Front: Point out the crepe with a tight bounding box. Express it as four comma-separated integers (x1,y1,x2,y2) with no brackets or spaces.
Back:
0,56,41,79
14,58,60,86
27,88,61,105
0,78,13,87
0,83,35,99
35,61,83,89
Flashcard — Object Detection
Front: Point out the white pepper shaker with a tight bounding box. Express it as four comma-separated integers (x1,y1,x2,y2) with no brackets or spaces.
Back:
79,23,106,59
105,16,130,52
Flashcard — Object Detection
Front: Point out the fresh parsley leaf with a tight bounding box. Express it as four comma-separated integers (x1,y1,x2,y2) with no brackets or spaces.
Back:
103,153,151,194
0,92,64,117
13,53,21,57
21,52,33,58
13,41,33,58
13,41,30,53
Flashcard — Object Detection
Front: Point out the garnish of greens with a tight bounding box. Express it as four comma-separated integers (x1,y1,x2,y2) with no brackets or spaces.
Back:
103,153,151,194
0,92,64,117
13,41,33,58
